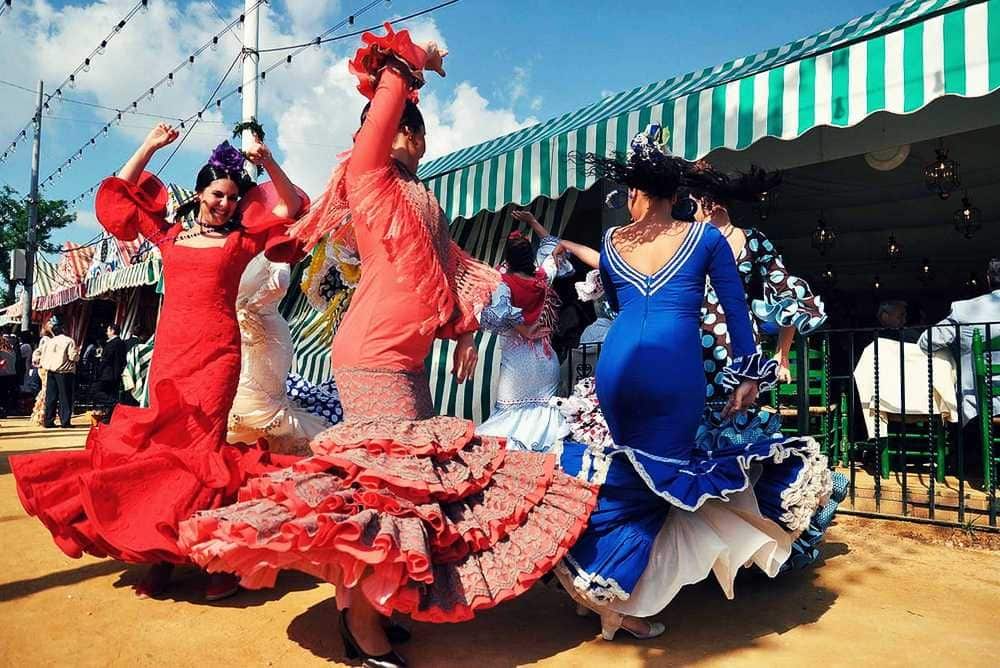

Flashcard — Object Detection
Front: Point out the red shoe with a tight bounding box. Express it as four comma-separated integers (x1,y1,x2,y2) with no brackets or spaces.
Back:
205,572,240,601
134,563,174,599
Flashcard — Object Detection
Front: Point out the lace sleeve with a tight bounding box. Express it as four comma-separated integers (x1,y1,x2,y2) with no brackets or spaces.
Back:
479,282,524,334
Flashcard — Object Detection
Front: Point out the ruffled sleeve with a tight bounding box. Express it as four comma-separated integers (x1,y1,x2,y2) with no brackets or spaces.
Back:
746,229,827,335
575,269,605,303
94,171,171,242
240,182,311,264
535,236,574,283
719,351,779,392
479,282,524,334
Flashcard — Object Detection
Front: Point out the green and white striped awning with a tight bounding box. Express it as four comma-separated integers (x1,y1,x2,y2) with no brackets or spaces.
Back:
419,0,1000,220
84,257,163,300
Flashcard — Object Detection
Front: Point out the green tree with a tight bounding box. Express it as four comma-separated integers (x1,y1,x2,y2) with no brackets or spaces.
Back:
0,185,76,305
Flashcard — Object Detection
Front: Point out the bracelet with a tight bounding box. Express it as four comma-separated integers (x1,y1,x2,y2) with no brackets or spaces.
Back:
377,55,425,91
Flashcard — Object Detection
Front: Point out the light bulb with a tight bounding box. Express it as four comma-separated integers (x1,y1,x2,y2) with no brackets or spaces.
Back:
83,58,91,72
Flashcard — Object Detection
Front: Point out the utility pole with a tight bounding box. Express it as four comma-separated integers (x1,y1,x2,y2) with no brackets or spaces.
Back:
21,80,42,333
241,0,260,178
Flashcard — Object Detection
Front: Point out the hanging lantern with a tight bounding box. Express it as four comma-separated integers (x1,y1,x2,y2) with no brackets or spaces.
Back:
885,234,903,266
965,272,981,292
924,146,960,200
953,193,982,239
917,257,934,284
752,188,777,221
819,264,837,287
873,274,882,291
811,214,837,255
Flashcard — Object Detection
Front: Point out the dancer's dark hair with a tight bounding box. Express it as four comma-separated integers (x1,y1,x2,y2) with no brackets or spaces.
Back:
582,151,685,200
504,231,536,275
690,164,782,210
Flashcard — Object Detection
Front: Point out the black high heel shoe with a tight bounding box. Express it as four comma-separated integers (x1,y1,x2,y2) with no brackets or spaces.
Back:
339,612,407,668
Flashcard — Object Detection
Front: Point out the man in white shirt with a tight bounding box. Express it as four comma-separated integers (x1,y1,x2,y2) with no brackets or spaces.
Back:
39,322,80,428
919,259,1000,424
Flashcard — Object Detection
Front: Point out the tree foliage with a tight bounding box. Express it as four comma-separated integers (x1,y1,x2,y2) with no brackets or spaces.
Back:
0,185,76,303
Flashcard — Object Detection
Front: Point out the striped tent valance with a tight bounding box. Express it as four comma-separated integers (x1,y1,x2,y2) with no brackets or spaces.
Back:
419,0,1000,221
84,257,163,300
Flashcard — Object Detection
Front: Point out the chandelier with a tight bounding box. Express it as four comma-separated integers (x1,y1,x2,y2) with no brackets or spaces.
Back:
752,188,777,220
811,214,837,255
885,234,903,266
917,257,934,284
819,264,837,287
924,146,961,200
953,193,982,239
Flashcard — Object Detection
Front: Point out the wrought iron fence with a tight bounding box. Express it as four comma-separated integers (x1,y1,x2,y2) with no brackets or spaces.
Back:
564,321,1000,531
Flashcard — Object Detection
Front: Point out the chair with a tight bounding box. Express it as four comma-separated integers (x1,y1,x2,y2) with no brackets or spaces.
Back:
766,338,843,461
972,329,1000,491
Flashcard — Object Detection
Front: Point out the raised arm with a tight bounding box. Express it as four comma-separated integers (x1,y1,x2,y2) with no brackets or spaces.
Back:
245,140,301,219
560,239,600,269
118,124,179,185
345,34,437,187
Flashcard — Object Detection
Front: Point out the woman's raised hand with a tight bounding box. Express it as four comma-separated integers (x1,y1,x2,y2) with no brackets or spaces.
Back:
424,42,447,77
244,139,274,168
144,123,179,151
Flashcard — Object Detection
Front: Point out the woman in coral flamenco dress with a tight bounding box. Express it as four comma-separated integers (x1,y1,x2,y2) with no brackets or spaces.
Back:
10,124,309,600
179,25,598,668
552,126,830,640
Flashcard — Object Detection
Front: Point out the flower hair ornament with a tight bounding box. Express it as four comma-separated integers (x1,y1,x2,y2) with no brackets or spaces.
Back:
208,141,246,174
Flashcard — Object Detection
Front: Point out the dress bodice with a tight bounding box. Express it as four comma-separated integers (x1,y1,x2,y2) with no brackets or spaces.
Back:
595,223,759,455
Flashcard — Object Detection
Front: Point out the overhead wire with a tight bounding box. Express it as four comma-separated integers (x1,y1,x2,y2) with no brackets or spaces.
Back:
54,0,464,208
0,0,149,164
37,0,267,189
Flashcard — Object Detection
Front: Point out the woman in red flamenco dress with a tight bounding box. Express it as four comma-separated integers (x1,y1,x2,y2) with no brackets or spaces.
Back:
179,25,599,667
10,125,309,600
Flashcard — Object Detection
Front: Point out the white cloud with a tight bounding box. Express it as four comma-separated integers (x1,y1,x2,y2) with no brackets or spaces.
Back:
1,2,537,224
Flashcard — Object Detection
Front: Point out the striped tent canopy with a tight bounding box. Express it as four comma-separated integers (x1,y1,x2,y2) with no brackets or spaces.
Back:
58,242,96,283
84,256,163,300
419,0,1000,220
32,254,83,311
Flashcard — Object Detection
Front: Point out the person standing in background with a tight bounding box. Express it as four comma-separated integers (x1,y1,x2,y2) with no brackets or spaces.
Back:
96,324,127,420
40,322,80,428
0,334,17,418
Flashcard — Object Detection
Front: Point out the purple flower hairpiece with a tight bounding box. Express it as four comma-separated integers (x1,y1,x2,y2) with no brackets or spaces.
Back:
208,141,246,174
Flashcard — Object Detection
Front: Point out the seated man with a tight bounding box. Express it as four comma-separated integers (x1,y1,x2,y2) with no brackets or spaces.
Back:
877,299,921,343
919,258,1000,424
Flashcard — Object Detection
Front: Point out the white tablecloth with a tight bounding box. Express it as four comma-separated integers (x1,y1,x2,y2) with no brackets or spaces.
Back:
853,338,959,439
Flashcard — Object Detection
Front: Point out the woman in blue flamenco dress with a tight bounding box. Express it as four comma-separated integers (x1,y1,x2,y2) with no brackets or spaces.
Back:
553,126,831,640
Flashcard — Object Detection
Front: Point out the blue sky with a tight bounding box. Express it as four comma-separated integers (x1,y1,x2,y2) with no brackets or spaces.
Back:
0,0,893,252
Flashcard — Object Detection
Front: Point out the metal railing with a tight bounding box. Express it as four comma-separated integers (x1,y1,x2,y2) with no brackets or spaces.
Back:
563,321,1000,531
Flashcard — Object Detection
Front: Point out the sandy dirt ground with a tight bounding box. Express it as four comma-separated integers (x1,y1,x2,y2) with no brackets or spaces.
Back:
2,415,999,668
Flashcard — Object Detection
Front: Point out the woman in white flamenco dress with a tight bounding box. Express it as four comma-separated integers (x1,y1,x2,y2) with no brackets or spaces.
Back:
226,254,334,455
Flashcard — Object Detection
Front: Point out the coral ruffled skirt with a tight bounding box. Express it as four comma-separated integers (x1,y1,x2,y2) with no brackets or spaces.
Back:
179,415,598,622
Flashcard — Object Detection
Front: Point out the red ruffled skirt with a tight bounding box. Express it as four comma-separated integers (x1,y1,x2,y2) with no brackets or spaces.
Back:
11,380,299,564
179,413,598,622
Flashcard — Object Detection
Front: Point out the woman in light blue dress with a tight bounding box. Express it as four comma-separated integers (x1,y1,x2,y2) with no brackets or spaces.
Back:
476,211,574,452
554,126,830,640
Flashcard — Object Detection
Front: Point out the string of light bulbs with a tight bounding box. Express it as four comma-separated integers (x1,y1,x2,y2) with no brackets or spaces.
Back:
38,0,266,189
0,0,149,165
58,0,463,208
